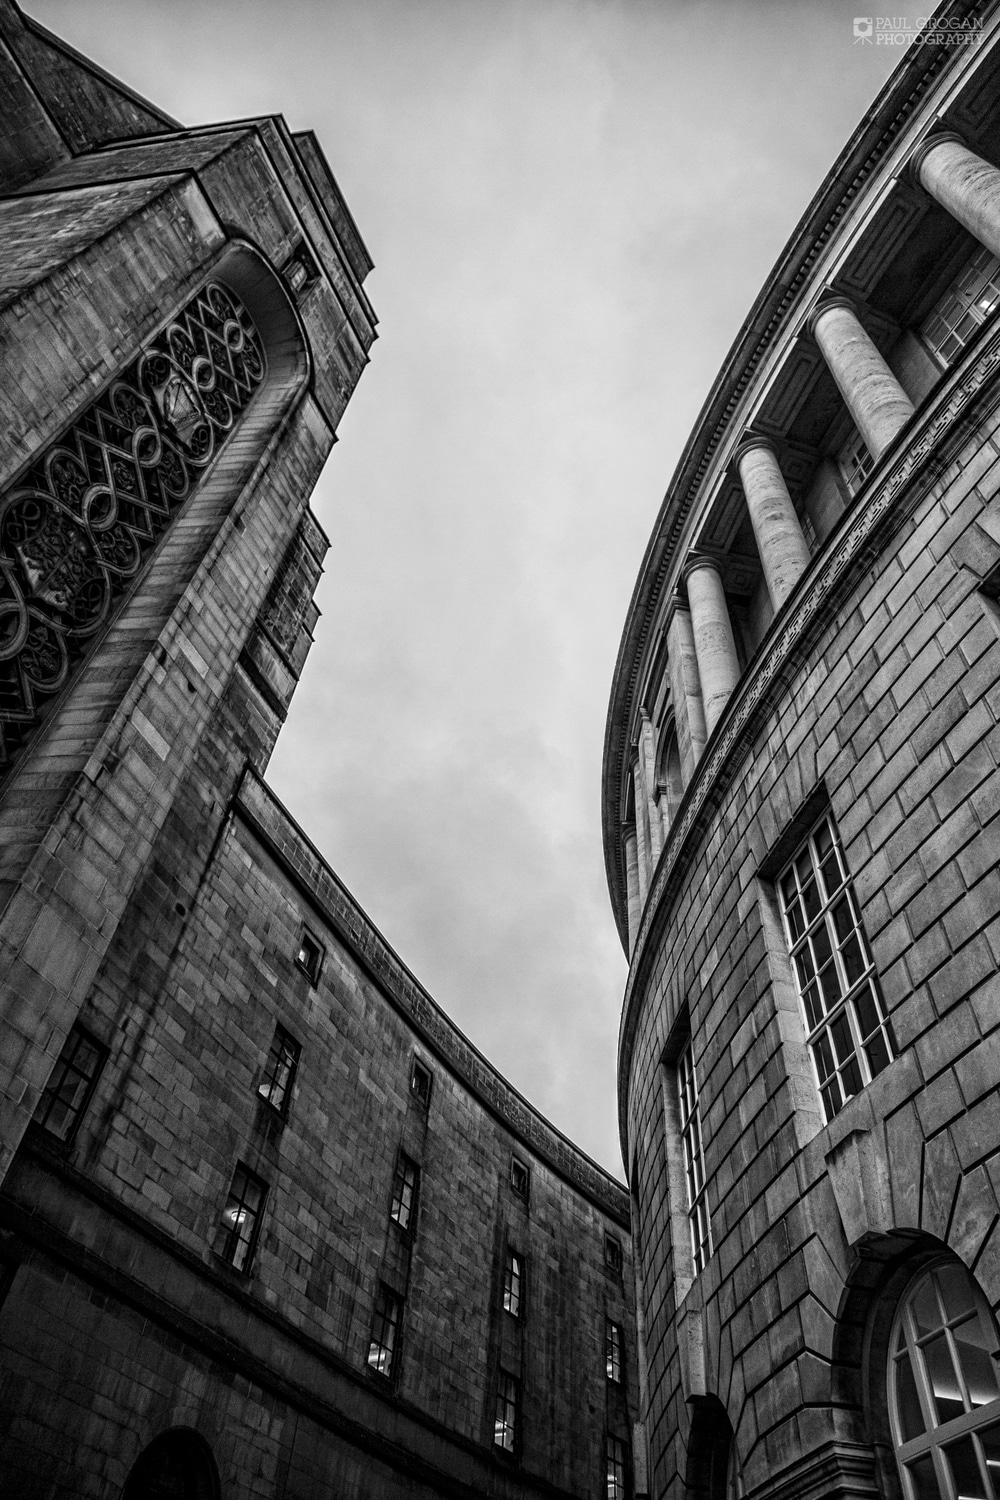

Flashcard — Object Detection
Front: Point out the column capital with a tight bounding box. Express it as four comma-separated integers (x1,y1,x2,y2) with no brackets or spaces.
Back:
806,294,859,340
733,432,778,466
681,552,724,587
908,130,968,191
662,590,692,632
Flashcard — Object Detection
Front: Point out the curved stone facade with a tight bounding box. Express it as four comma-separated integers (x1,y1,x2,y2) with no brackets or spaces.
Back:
604,10,1000,1500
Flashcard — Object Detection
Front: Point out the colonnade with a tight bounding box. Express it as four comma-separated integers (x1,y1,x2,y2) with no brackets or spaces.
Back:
622,133,1000,954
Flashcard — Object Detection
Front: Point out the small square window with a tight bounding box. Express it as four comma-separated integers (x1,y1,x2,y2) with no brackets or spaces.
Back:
510,1158,530,1198
604,1234,623,1276
606,1319,623,1382
367,1284,402,1378
296,929,324,985
607,1436,628,1500
494,1370,520,1453
33,1025,108,1143
410,1058,432,1109
390,1152,419,1233
503,1250,523,1318
216,1163,266,1273
257,1026,300,1115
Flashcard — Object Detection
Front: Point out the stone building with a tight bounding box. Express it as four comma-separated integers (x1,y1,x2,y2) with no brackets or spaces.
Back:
0,4,638,1497
603,6,1000,1500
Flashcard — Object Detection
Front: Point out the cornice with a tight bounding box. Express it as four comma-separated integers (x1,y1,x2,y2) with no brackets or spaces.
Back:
616,314,1000,1164
601,1,991,949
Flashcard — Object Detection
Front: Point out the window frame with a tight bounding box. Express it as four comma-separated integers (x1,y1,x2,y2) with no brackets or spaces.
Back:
510,1157,530,1200
604,1232,624,1277
389,1151,419,1234
32,1024,109,1144
921,243,1000,369
607,1434,629,1500
777,809,894,1123
493,1369,520,1455
676,1037,712,1276
606,1318,623,1384
216,1162,267,1274
367,1283,403,1380
503,1248,523,1319
257,1024,300,1116
837,427,874,497
888,1260,1000,1500
410,1057,432,1110
296,927,324,986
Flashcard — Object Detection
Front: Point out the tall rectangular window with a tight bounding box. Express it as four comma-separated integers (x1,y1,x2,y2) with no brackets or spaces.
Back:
503,1250,522,1317
33,1025,108,1143
390,1152,419,1232
922,244,1000,366
296,928,324,985
607,1436,628,1500
216,1163,267,1273
606,1319,622,1383
367,1284,402,1378
779,810,894,1122
494,1371,519,1453
257,1026,300,1114
677,1038,711,1276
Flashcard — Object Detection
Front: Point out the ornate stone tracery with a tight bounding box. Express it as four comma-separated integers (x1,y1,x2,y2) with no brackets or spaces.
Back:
0,280,265,776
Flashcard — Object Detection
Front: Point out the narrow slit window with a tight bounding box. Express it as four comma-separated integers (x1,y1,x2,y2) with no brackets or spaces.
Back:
778,810,894,1123
367,1284,402,1378
604,1234,623,1276
677,1038,712,1275
257,1026,300,1114
503,1250,522,1318
606,1319,623,1383
494,1371,519,1453
33,1025,108,1143
510,1158,529,1199
410,1058,432,1109
390,1152,419,1233
216,1163,266,1273
296,928,324,985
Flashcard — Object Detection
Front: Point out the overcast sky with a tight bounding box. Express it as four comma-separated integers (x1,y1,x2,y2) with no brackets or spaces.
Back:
32,0,899,1176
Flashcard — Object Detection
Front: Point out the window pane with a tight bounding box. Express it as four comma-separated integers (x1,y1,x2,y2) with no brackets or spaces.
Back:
895,1350,926,1442
905,1452,944,1500
913,1278,944,1339
953,1316,1000,1408
923,1331,966,1424
939,1265,977,1323
943,1434,988,1500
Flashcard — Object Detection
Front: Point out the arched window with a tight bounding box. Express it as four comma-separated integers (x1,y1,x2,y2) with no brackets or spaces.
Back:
889,1260,1000,1500
121,1428,219,1500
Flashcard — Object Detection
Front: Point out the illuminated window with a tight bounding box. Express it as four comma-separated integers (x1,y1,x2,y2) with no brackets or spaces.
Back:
390,1152,419,1233
503,1250,522,1317
606,1320,622,1383
216,1164,266,1273
494,1371,519,1453
677,1039,712,1275
922,244,1000,367
837,427,874,496
367,1285,402,1378
889,1261,1000,1500
296,928,324,984
607,1436,628,1500
257,1026,299,1114
33,1025,107,1143
779,811,894,1122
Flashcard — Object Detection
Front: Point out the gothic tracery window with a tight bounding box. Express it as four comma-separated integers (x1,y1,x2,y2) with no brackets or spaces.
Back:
889,1261,1000,1500
0,281,265,778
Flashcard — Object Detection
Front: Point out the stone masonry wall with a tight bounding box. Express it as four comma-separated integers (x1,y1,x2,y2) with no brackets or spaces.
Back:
625,348,1000,1499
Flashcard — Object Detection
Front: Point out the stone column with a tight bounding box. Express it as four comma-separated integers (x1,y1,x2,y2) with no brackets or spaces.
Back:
633,761,649,910
736,437,812,611
683,557,740,737
638,713,664,867
665,596,707,781
624,828,641,955
911,133,1000,264
810,298,914,459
